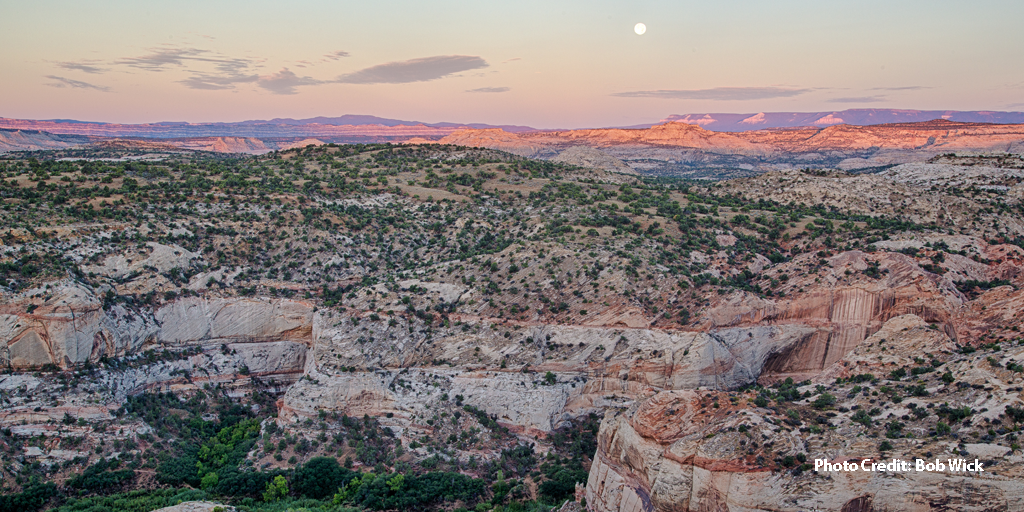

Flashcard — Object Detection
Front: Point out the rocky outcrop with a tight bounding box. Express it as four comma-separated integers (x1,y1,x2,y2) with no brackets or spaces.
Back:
0,128,92,152
278,244,1010,434
587,385,1024,512
437,123,762,157
701,251,965,382
0,280,313,370
551,147,636,174
439,120,1024,159
150,501,235,512
82,242,201,279
106,339,308,397
586,312,1024,511
436,120,1024,175
279,310,813,433
155,297,313,345
0,337,307,441
0,280,158,369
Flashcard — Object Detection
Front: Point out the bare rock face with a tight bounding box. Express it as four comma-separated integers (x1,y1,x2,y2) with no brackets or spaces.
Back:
81,242,201,279
0,280,313,372
586,314,1024,512
99,339,308,398
279,366,583,434
0,338,307,442
551,147,636,174
155,297,313,345
586,388,1023,512
705,251,965,382
278,311,812,434
0,280,158,369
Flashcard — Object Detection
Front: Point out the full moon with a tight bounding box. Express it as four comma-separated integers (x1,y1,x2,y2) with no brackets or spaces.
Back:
634,23,646,35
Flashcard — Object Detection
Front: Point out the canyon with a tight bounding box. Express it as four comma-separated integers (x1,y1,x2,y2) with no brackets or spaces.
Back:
0,143,1022,510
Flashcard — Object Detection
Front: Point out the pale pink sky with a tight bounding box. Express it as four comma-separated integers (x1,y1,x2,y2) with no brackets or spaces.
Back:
2,0,1023,128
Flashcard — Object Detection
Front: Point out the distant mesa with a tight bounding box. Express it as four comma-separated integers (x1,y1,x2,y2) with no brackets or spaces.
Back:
813,114,844,126
0,115,538,140
5,111,1024,178
738,112,766,125
2,110,1023,143
660,108,1024,132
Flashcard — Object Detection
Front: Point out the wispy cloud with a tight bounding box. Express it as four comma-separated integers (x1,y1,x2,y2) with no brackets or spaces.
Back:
49,46,482,95
296,50,351,68
337,55,488,84
110,45,267,91
117,46,257,75
179,73,258,91
611,86,810,100
45,75,110,92
827,95,887,103
466,86,510,93
870,86,929,91
55,61,107,74
257,68,324,95
116,47,208,70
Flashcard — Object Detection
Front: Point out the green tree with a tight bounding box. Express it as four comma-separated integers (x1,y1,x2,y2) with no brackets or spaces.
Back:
292,457,355,500
200,472,219,490
386,473,405,492
491,470,509,504
262,475,289,502
812,393,836,409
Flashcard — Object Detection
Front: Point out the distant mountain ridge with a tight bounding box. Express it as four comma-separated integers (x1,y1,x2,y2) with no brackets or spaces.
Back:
3,109,1023,140
0,115,537,139
659,109,1024,132
246,115,537,132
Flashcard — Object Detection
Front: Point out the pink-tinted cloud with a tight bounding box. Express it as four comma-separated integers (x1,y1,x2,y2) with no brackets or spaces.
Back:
337,55,488,84
324,51,350,61
257,68,324,95
827,96,887,103
55,61,108,74
45,75,110,92
179,73,259,91
117,46,257,75
612,87,810,100
466,87,510,93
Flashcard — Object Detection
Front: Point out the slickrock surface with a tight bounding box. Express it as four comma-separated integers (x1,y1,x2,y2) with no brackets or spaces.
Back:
586,336,1024,512
0,280,158,368
551,147,636,174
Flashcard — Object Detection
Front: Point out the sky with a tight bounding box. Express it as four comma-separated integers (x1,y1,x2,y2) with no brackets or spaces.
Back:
2,0,1023,128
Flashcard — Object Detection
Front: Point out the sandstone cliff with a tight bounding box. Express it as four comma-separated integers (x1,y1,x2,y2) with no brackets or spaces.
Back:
586,314,1024,511
0,280,158,369
0,278,313,372
438,120,1024,175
